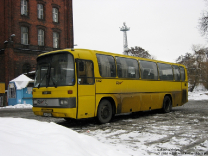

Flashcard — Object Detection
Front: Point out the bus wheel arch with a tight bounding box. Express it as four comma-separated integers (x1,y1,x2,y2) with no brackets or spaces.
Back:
162,94,172,113
97,97,115,124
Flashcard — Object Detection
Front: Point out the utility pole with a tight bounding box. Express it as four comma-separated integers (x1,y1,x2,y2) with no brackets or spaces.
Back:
120,22,130,55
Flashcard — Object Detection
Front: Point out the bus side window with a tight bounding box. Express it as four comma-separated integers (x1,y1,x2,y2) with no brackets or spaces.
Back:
96,54,116,77
172,65,180,81
158,63,173,81
179,66,185,81
139,60,158,80
97,56,102,76
116,57,139,78
78,60,94,85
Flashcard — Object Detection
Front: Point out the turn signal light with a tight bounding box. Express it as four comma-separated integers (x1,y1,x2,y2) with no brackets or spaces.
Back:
68,90,73,94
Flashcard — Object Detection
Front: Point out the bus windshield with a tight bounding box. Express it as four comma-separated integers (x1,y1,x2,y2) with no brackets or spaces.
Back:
34,52,75,88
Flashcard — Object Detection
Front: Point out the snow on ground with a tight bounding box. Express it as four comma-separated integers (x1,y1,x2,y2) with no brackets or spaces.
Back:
188,84,208,100
0,104,32,109
188,91,208,100
0,90,208,156
0,118,128,156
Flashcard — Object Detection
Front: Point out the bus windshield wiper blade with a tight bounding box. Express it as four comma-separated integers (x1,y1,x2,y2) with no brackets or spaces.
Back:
50,77,57,88
38,73,47,89
46,63,52,88
46,63,57,88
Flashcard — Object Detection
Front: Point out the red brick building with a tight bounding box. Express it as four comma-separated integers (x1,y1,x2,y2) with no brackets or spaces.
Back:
0,0,74,88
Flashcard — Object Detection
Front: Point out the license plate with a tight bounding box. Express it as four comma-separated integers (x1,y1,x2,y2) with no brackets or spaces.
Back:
43,113,52,117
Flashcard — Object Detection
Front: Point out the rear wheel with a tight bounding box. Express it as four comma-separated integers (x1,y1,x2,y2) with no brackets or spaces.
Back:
97,100,112,124
162,96,172,113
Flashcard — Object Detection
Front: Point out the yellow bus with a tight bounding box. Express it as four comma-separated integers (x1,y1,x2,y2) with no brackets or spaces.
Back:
32,49,188,123
0,83,5,94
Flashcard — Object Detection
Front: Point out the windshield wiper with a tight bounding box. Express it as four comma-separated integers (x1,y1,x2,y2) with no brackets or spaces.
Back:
38,72,47,89
37,63,50,88
47,63,58,88
46,64,51,88
50,77,57,88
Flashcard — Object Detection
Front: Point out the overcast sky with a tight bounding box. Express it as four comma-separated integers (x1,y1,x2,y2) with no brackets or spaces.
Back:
73,0,208,63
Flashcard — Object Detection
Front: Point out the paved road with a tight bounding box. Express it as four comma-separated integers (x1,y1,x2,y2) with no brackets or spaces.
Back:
0,100,208,155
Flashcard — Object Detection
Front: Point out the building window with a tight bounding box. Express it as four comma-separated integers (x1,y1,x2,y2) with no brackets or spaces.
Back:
53,32,59,48
21,27,28,45
21,0,28,16
37,4,44,19
38,29,44,46
52,8,58,22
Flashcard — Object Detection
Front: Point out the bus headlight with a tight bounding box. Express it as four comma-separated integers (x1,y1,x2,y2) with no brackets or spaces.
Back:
60,99,69,105
33,99,37,105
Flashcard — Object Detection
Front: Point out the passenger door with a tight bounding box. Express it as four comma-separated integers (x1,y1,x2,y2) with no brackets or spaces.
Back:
76,59,95,119
180,66,188,105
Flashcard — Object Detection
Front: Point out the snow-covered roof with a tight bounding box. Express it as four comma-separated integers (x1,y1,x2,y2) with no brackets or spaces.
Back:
10,74,34,90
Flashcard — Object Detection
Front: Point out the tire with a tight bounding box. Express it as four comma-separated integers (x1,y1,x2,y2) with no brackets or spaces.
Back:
97,100,113,124
162,96,172,113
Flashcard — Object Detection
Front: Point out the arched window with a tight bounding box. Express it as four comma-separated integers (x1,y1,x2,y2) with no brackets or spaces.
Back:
37,4,44,19
38,29,44,46
21,0,28,16
21,26,28,45
53,32,59,48
52,8,58,22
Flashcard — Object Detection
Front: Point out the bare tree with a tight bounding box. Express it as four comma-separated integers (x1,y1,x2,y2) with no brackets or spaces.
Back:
128,46,155,59
202,61,208,89
176,53,196,91
176,46,208,92
199,11,208,37
199,0,208,37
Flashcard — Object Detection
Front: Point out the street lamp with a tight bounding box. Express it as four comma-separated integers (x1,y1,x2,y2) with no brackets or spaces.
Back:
9,34,15,43
4,34,16,44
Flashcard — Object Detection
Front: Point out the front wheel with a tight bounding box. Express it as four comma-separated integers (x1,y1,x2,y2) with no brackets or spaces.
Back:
162,96,172,113
97,100,112,124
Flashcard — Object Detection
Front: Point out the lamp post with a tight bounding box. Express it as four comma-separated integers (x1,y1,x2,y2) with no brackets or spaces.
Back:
120,22,130,55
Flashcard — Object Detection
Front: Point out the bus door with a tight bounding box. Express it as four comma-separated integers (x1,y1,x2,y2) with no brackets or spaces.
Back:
180,66,188,104
76,59,95,119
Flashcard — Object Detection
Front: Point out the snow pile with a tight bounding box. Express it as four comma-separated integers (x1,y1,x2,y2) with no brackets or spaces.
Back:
188,91,208,100
0,118,128,156
192,83,207,92
187,84,208,100
0,104,32,109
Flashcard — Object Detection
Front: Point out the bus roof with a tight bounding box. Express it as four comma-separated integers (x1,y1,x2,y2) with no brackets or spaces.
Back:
37,48,186,68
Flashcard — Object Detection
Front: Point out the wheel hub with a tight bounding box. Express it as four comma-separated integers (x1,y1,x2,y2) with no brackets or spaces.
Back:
101,105,109,119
